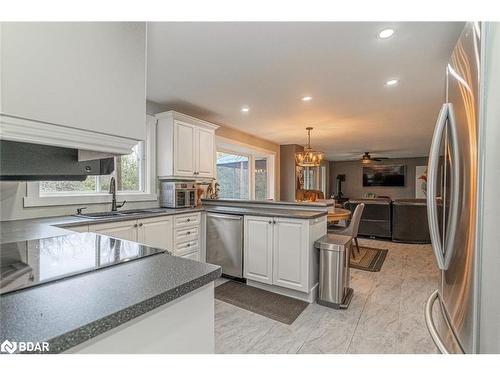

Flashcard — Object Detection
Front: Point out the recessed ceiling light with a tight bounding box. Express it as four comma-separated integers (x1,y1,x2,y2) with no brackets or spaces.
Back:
385,79,399,86
302,96,313,102
378,28,395,39
241,106,250,113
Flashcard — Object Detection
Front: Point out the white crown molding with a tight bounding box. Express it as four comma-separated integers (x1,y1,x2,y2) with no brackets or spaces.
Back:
0,114,137,155
154,110,219,131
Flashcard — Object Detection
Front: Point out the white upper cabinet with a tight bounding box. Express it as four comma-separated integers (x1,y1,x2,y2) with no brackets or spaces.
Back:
196,127,215,178
174,121,197,176
156,111,218,180
0,22,147,152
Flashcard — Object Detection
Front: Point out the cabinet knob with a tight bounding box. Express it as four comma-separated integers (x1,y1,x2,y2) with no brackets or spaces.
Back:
187,243,191,247
273,220,276,224
187,218,191,222
139,223,143,227
268,220,272,224
134,224,138,228
187,231,191,235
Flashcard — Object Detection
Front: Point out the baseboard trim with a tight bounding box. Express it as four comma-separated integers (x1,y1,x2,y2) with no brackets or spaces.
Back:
246,280,318,303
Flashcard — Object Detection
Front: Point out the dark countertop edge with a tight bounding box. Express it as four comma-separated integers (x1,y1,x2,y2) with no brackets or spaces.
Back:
0,208,205,244
33,267,221,354
204,207,327,219
201,198,334,208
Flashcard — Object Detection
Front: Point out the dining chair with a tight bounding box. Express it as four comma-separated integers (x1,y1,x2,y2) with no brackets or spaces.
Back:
327,203,365,258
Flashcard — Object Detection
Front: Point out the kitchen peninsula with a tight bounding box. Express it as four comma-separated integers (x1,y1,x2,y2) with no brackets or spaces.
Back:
0,209,221,354
203,198,331,302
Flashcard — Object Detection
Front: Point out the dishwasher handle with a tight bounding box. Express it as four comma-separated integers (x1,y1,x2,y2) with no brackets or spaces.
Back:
206,212,243,220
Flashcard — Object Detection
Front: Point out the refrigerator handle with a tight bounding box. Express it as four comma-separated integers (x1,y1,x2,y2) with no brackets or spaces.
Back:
427,103,449,270
425,289,451,354
443,103,460,270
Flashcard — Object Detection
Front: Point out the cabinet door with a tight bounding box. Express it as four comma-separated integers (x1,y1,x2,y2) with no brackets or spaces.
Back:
273,218,309,292
89,220,138,242
137,216,173,252
196,128,215,178
244,216,273,284
173,120,196,176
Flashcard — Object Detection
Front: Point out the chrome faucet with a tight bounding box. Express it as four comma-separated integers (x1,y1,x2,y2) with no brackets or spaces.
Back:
109,177,126,211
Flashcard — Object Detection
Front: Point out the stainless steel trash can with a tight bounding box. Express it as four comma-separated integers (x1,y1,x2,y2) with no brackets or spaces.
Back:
314,234,354,309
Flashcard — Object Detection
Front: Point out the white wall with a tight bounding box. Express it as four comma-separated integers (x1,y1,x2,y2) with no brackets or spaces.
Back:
329,157,429,199
1,22,147,140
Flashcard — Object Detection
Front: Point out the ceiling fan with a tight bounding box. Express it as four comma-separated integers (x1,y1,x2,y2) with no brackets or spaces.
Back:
361,152,389,164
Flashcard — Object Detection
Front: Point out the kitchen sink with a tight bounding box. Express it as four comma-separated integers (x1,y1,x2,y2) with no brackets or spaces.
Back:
75,208,167,219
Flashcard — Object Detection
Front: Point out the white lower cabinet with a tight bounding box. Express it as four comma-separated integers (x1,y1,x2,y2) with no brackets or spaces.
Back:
89,217,173,252
244,216,274,285
173,212,201,260
137,216,173,251
89,220,139,242
81,211,202,261
244,215,313,293
272,218,308,292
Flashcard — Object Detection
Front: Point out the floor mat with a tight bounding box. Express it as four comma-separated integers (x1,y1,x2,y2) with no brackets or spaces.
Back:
350,246,388,272
215,280,308,324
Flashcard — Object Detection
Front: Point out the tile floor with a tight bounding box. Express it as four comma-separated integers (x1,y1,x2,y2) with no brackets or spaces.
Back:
214,238,440,354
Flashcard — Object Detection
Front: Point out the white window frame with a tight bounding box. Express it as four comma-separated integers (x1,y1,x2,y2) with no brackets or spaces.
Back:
216,136,276,200
24,117,158,207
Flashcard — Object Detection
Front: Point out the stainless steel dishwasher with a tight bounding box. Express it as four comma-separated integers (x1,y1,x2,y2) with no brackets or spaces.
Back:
206,212,243,279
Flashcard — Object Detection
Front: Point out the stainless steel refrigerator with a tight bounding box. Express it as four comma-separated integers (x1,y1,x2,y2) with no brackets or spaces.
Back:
425,22,485,354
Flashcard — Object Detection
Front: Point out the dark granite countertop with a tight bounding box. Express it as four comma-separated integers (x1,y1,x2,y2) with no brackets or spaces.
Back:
204,205,327,219
202,198,334,209
0,233,221,353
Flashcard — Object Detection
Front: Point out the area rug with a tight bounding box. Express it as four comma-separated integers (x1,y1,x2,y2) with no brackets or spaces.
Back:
215,280,308,325
349,246,388,272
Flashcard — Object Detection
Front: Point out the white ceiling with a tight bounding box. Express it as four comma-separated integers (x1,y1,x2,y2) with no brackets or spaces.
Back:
147,22,464,161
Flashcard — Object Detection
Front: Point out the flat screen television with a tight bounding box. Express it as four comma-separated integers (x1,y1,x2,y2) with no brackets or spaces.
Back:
363,165,405,187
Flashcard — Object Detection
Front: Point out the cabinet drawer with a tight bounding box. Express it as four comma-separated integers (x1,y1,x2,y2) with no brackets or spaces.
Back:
175,239,200,255
174,226,199,243
174,213,201,228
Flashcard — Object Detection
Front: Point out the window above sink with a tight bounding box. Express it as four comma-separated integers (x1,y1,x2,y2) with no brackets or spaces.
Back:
23,118,158,208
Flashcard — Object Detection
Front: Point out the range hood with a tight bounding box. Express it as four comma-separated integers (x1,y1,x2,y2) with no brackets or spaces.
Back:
0,140,115,181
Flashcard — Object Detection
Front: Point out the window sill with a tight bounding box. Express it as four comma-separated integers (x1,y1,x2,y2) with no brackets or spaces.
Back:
23,192,158,208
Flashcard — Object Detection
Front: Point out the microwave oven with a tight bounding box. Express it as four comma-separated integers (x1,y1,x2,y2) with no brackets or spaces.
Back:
159,181,196,208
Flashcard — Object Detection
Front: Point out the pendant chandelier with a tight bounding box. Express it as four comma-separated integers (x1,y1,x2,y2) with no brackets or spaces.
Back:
295,127,324,167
